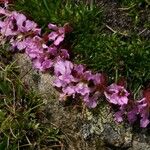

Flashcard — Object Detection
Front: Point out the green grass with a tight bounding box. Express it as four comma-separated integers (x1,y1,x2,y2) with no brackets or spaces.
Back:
11,0,150,94
12,0,100,29
0,46,64,149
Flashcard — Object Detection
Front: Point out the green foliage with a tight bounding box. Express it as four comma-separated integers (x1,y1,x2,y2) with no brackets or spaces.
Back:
13,0,101,28
73,32,150,89
0,48,63,149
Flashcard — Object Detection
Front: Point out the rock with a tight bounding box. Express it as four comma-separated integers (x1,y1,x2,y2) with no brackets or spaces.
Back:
81,103,133,149
130,128,150,150
14,53,40,90
131,141,150,150
14,53,150,150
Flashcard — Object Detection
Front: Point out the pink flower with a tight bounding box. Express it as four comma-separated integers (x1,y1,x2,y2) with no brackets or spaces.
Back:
0,10,40,37
104,83,129,105
53,78,65,88
11,12,26,32
135,88,150,127
54,59,73,76
23,20,40,34
48,23,58,30
114,97,150,128
10,37,27,51
137,98,150,128
48,32,58,41
53,60,76,88
60,49,70,59
75,82,90,96
0,7,9,15
25,36,44,59
48,24,65,46
92,73,107,87
127,106,138,124
0,11,26,36
11,12,40,33
114,104,138,124
83,91,101,108
114,109,124,122
62,85,76,98
83,71,93,81
0,17,18,36
72,64,85,78
47,46,57,56
33,58,53,71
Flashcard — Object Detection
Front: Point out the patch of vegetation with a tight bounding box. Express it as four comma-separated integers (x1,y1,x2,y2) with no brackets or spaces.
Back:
12,0,150,93
0,46,64,149
73,32,150,89
13,0,101,29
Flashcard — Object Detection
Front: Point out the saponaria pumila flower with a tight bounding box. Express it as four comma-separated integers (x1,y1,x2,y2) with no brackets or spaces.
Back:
113,88,150,128
53,60,107,108
104,83,129,105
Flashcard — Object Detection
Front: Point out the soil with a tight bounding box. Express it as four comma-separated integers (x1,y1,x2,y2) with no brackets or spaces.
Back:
87,0,150,38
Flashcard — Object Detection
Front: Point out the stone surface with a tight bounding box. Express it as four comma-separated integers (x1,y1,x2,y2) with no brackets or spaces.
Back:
14,53,150,150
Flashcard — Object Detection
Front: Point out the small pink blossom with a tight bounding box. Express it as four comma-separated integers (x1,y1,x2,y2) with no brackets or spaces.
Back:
33,58,53,71
83,92,100,108
75,82,90,96
60,49,70,59
83,71,93,81
0,7,9,15
54,59,73,76
137,98,150,128
53,78,64,88
11,12,26,31
0,17,17,36
73,64,85,78
114,104,138,124
10,37,27,51
53,60,76,88
25,36,44,59
62,86,76,98
0,9,40,37
48,23,58,30
48,25,65,46
114,109,124,122
24,20,40,34
104,83,129,105
127,107,138,124
47,46,57,56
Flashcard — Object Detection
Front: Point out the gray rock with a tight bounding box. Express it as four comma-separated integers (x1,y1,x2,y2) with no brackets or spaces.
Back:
14,53,150,150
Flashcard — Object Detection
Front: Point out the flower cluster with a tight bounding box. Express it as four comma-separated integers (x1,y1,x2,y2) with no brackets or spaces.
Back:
0,5,150,127
113,95,150,128
54,61,106,108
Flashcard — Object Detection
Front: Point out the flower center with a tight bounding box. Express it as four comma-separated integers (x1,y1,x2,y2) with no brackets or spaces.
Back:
118,89,125,97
